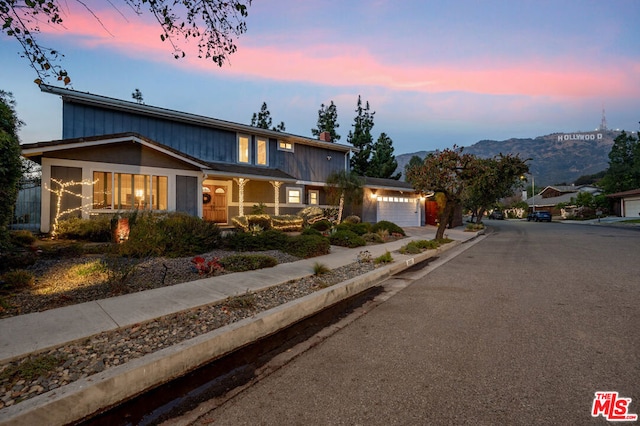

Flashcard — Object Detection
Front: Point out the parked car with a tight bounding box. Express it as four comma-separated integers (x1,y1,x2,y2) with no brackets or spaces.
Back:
488,210,504,220
528,211,552,222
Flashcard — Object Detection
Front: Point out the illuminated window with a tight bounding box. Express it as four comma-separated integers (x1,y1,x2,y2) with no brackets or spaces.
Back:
287,188,302,204
238,135,250,163
278,141,294,152
93,172,112,209
93,171,167,211
308,190,319,205
257,138,267,165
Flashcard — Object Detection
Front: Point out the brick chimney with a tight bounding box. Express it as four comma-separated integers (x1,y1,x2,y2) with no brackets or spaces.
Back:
319,131,332,142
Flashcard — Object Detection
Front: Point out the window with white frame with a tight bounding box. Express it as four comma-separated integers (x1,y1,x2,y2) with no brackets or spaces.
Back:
238,135,250,163
256,137,268,165
308,190,319,205
92,171,168,210
287,187,302,204
278,140,294,152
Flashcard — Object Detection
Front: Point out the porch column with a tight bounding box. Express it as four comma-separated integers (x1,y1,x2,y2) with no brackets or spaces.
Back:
234,178,249,216
270,181,282,215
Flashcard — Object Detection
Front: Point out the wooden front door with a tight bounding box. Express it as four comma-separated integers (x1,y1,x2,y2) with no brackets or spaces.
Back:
203,185,227,223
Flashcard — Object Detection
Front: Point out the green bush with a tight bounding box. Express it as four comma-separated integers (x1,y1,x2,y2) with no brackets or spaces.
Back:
343,215,361,224
310,219,332,232
284,234,331,258
1,269,35,290
362,232,384,243
120,212,222,257
10,230,36,247
336,222,371,236
301,227,322,236
223,229,288,251
219,254,278,272
372,220,405,236
56,216,113,242
374,251,393,264
399,240,439,254
329,230,366,248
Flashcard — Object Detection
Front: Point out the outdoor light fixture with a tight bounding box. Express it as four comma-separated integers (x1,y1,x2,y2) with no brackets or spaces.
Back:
327,155,331,161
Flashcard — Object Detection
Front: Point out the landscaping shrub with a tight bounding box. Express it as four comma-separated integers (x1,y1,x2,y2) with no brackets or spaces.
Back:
219,254,278,272
372,220,406,236
56,216,113,242
223,229,288,251
310,219,332,232
362,232,384,244
120,212,222,257
284,234,331,258
374,251,393,264
9,230,36,247
313,262,330,275
399,240,439,254
1,269,35,290
271,215,304,232
336,222,371,236
343,215,361,224
329,230,366,248
297,206,324,225
301,227,322,236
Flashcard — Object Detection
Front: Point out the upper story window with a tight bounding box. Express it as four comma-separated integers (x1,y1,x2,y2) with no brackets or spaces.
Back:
278,141,294,152
238,135,250,163
256,137,268,165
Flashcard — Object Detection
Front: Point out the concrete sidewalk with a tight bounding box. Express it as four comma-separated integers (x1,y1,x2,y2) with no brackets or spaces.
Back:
0,226,476,363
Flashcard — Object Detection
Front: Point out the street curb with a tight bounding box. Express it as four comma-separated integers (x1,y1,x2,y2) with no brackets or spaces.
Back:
0,241,463,426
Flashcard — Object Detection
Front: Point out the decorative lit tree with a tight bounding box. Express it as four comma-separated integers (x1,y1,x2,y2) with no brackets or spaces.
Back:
45,178,97,237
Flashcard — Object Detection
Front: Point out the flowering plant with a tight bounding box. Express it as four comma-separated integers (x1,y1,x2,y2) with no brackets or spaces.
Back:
191,256,224,275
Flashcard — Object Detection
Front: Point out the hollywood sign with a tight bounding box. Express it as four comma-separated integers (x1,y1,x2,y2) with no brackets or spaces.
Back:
558,133,603,141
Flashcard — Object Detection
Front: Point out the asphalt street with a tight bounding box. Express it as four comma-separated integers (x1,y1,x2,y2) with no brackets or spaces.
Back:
187,220,639,425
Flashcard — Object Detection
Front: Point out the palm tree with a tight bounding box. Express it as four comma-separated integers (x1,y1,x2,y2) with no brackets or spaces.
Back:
325,171,363,223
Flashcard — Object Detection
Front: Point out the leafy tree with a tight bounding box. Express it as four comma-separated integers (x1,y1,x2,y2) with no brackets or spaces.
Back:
347,95,375,176
1,0,251,85
574,170,606,186
311,101,340,141
0,90,24,248
369,132,401,180
325,170,363,224
600,131,640,193
405,146,476,239
404,155,424,177
131,88,144,104
463,154,529,223
250,102,286,132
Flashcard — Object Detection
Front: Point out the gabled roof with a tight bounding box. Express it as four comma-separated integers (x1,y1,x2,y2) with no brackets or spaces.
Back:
363,177,417,192
20,132,297,182
40,84,356,153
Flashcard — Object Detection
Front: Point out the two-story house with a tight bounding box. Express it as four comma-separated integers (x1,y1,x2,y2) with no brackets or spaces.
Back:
20,85,424,233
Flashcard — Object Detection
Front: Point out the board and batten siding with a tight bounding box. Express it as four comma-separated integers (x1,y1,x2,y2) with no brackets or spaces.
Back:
62,103,237,163
176,175,199,217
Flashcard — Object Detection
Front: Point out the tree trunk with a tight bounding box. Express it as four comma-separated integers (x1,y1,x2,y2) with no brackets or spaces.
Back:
477,207,486,224
337,194,344,224
436,201,454,240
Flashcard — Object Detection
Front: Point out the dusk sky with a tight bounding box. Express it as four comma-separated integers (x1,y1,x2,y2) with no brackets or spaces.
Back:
2,0,639,155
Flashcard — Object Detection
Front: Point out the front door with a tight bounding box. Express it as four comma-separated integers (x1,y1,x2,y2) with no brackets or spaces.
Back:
203,185,227,223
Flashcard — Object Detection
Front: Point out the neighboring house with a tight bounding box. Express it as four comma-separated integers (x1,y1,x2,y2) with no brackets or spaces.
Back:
607,189,640,218
21,85,424,233
524,185,601,215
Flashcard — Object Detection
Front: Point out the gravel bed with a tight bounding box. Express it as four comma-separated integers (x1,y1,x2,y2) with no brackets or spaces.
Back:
0,259,376,410
1,249,301,318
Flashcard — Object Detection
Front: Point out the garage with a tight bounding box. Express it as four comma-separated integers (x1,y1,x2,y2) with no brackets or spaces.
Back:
376,196,421,227
623,197,640,217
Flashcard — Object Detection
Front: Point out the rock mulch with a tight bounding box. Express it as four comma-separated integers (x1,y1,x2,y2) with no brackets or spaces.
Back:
0,257,376,410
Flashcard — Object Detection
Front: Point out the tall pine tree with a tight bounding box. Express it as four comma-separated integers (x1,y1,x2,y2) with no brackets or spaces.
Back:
311,101,340,141
369,132,401,179
250,102,286,132
347,95,375,176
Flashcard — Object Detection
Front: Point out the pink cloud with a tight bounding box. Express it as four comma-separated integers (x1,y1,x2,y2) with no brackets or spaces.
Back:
40,8,640,100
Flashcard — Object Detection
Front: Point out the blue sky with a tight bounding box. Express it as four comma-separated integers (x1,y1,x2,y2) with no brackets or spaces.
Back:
1,0,639,155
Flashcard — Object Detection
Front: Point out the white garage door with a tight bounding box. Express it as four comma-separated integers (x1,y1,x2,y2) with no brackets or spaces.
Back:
376,196,420,227
624,198,640,217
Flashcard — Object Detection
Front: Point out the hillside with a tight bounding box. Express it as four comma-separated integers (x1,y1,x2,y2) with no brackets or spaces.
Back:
395,130,619,186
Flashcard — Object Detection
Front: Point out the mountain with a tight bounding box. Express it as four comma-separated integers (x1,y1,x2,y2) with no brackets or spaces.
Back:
395,130,620,187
